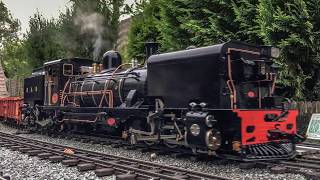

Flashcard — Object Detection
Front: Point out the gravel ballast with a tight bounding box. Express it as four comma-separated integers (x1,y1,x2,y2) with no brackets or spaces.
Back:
0,147,112,180
0,123,306,180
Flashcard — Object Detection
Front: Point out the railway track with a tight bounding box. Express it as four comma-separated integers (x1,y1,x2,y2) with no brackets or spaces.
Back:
253,155,320,178
3,123,320,179
44,131,197,159
299,141,320,149
295,141,320,157
54,134,320,178
1,119,199,160
4,122,220,161
0,131,230,180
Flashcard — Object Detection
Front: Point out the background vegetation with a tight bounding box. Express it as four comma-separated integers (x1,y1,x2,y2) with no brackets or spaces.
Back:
0,0,126,76
1,0,320,101
127,0,320,100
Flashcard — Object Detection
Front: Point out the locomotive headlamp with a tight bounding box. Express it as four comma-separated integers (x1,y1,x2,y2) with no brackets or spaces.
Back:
261,46,280,59
190,124,200,136
205,115,216,128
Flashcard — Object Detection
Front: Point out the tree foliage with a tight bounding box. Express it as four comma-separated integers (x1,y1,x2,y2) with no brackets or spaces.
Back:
127,0,320,100
257,0,320,100
22,0,126,69
24,12,65,68
1,0,126,80
1,38,31,78
58,0,125,60
0,1,27,79
3,0,320,100
127,0,161,61
128,0,261,56
0,1,20,42
159,0,240,50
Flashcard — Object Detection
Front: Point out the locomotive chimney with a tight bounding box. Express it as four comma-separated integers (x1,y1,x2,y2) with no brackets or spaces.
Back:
145,41,159,60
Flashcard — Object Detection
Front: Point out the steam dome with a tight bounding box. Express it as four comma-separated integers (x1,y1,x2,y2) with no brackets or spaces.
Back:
101,51,122,69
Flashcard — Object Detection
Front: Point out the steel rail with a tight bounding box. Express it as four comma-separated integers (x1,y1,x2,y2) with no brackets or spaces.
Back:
299,142,320,149
257,157,320,172
0,132,230,180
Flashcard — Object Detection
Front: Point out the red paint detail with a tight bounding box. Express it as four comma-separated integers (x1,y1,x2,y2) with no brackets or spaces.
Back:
233,109,298,145
107,117,116,126
247,91,255,98
52,93,59,104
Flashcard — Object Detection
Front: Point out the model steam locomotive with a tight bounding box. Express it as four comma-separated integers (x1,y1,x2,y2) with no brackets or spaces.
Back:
2,41,303,161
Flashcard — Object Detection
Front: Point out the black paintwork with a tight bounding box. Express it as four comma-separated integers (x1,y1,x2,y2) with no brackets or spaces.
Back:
101,51,122,69
24,69,45,106
147,41,262,109
73,67,147,107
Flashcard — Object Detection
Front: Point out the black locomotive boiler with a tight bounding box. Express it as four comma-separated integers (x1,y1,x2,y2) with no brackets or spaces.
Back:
21,41,303,161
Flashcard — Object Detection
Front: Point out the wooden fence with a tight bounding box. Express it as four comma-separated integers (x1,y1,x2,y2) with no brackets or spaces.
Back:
6,77,24,97
292,101,320,135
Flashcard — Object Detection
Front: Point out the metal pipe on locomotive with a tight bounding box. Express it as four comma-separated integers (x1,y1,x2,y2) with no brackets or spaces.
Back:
11,41,305,161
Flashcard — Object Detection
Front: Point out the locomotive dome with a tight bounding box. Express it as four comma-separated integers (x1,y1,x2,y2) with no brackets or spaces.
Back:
101,50,122,69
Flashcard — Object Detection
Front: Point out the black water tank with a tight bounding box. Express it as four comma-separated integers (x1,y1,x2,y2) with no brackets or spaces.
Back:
101,51,122,69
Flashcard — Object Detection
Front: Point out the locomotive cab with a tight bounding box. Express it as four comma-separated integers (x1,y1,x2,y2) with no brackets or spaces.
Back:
24,68,45,106
43,58,93,106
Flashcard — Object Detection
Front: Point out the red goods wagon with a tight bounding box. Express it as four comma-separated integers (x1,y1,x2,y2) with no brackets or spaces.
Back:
0,97,23,124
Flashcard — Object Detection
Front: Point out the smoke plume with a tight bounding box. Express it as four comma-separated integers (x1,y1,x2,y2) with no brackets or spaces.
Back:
75,12,105,61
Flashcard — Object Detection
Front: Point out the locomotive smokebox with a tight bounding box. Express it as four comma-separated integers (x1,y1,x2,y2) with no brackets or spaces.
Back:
101,51,122,69
145,42,159,60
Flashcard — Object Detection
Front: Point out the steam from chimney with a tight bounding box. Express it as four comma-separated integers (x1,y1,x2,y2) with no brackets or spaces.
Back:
75,12,105,61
